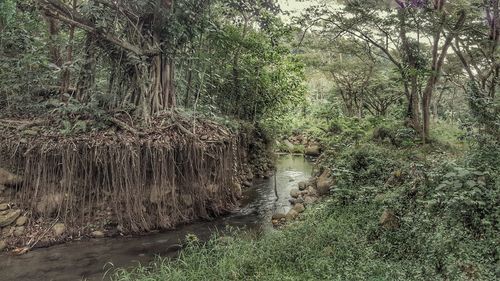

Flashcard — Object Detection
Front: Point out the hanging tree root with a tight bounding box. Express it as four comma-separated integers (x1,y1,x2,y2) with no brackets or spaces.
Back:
0,114,244,234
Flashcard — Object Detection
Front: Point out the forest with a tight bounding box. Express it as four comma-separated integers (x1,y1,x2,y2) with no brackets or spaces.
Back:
0,0,498,280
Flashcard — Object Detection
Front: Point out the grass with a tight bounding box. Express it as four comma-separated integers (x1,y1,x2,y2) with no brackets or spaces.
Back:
112,122,497,281
112,198,496,281
112,202,396,281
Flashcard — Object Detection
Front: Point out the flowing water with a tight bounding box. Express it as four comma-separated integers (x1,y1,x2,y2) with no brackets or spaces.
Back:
0,155,313,281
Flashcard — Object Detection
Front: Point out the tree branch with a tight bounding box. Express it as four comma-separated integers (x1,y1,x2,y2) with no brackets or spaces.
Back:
37,0,160,57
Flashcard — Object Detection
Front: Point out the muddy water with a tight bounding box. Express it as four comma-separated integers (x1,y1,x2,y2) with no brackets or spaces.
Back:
0,155,313,281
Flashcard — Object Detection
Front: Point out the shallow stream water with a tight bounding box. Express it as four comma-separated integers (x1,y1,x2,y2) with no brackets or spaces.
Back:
0,155,313,281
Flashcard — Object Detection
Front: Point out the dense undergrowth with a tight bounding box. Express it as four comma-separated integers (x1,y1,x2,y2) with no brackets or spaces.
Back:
112,119,499,281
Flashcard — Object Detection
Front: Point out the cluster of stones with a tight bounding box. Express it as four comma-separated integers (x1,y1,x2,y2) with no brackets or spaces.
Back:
280,133,322,157
50,223,105,240
0,184,27,252
272,170,333,226
241,162,274,189
0,168,108,253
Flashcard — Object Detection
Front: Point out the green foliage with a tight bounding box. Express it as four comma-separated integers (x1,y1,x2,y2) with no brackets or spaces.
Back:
275,141,304,154
462,82,500,174
112,193,497,281
194,9,306,123
0,3,57,114
0,0,16,26
317,127,498,279
112,113,497,280
425,165,498,233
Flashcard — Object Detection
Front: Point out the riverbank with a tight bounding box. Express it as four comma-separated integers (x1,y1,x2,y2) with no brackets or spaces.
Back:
113,200,390,281
0,114,275,254
0,155,312,281
111,126,499,281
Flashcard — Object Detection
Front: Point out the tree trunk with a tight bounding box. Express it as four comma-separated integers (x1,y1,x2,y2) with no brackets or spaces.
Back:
143,54,176,119
408,77,421,132
76,34,96,102
421,10,466,142
184,64,193,108
399,8,422,134
44,16,62,67
60,1,77,97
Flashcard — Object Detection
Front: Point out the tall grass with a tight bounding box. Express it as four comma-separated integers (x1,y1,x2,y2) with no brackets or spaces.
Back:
112,201,445,281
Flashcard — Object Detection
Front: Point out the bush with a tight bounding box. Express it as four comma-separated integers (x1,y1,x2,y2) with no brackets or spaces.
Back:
320,132,498,280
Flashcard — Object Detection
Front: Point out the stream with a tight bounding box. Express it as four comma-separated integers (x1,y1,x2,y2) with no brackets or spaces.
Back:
0,155,313,281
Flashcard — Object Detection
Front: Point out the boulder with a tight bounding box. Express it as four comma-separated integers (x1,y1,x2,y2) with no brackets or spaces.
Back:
316,170,333,195
16,216,28,226
298,181,308,191
295,198,305,204
13,226,25,237
53,223,66,236
304,145,321,157
0,203,8,211
2,226,14,237
292,203,305,213
0,240,6,252
0,168,22,186
91,231,105,238
285,209,299,220
304,196,318,205
290,188,300,198
379,209,399,230
283,140,295,152
306,186,318,197
271,213,286,220
242,181,252,187
36,193,63,215
0,209,21,227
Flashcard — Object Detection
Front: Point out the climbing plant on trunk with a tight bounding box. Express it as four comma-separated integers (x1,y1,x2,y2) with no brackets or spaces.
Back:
37,0,190,123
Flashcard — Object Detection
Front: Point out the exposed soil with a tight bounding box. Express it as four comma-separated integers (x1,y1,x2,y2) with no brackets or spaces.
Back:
0,112,273,254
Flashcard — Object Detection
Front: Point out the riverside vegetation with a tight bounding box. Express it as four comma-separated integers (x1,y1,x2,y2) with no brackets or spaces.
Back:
113,1,499,280
112,119,499,281
0,0,499,281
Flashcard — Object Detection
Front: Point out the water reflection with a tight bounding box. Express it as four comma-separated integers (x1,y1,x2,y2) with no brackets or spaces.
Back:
0,155,312,281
